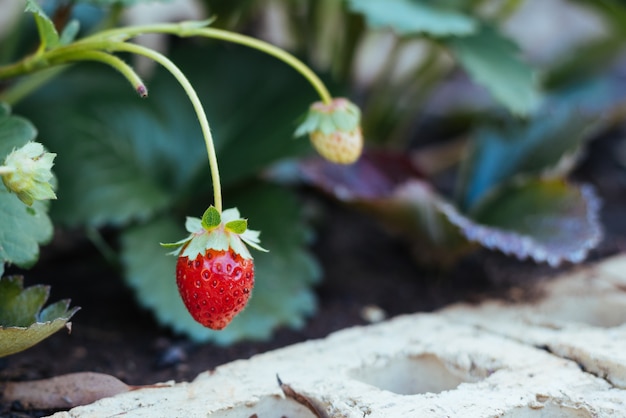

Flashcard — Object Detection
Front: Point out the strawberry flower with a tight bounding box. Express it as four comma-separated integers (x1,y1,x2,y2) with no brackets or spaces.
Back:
1,142,57,206
295,97,363,164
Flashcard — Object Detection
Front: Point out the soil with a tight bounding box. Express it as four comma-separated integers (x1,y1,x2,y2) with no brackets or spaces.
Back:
1,130,626,417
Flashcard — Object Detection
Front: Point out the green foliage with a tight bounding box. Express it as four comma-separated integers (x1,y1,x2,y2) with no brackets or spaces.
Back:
458,112,590,210
19,43,315,227
16,43,319,343
346,0,541,116
347,0,477,36
24,0,60,51
122,184,319,344
444,25,541,116
0,276,79,357
2,0,625,346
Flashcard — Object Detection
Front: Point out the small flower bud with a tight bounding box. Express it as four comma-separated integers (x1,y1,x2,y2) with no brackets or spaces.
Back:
1,142,57,206
295,97,363,164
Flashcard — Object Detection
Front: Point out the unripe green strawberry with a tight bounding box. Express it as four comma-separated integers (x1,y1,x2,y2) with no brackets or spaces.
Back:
162,207,267,330
295,97,363,164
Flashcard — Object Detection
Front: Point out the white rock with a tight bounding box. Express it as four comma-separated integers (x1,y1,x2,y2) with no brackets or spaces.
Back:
49,255,626,417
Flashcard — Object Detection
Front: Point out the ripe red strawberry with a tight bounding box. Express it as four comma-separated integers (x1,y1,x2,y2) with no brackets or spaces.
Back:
176,249,254,330
162,206,267,330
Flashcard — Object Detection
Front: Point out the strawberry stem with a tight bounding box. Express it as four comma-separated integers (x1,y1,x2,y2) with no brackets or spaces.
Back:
191,27,333,105
106,41,223,212
77,22,334,105
51,50,147,97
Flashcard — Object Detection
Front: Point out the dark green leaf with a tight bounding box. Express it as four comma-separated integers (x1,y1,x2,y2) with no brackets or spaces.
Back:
201,206,221,230
348,0,477,36
0,182,53,269
445,25,541,115
24,103,173,227
0,105,37,157
24,0,60,50
457,93,601,209
17,43,316,226
121,183,319,344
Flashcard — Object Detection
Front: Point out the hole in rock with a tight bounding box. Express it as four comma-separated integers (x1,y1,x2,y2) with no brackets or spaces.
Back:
501,402,594,418
349,353,482,395
535,296,626,328
207,395,317,418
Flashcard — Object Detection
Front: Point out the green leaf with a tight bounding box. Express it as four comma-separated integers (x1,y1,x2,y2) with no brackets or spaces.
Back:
0,277,47,327
457,96,600,210
121,183,320,345
24,0,60,51
0,184,53,268
0,104,37,156
0,107,52,269
201,206,221,230
59,20,80,45
225,219,247,234
17,43,316,227
29,104,172,227
445,25,541,115
347,0,477,36
461,178,602,266
0,276,79,357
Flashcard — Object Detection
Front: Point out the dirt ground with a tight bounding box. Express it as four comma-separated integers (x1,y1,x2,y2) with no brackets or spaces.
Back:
1,130,626,417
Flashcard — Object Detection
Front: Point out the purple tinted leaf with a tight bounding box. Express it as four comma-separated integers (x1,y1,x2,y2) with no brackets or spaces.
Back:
445,178,602,266
296,151,424,201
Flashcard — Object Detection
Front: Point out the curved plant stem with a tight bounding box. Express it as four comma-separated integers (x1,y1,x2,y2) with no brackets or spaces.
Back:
79,22,333,104
107,41,223,212
193,28,332,105
53,50,147,96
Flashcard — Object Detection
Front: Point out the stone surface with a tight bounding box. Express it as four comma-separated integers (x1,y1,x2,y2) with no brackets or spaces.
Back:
49,255,626,418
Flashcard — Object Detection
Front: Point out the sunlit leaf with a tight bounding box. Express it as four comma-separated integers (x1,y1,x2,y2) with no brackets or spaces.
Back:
445,25,541,115
0,277,79,357
121,183,319,344
348,0,477,36
24,0,60,51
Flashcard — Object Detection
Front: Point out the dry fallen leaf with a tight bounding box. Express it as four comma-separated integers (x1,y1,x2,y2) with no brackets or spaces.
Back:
0,372,131,410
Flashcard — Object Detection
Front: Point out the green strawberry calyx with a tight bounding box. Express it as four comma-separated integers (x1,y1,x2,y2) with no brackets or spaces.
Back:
161,206,268,260
294,97,361,138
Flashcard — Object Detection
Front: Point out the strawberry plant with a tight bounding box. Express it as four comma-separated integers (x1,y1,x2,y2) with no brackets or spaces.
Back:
1,0,625,351
267,0,626,267
0,0,362,347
